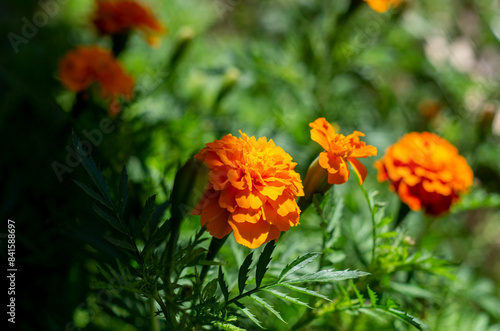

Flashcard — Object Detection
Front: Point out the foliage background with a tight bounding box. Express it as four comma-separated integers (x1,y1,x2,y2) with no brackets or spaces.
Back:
1,0,500,329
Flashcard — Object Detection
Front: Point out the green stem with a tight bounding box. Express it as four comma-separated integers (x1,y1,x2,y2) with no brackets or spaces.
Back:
149,298,160,331
358,183,377,265
200,235,228,284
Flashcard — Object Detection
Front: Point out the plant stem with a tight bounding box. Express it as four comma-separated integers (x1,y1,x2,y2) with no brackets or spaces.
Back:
358,183,377,265
149,297,160,331
200,235,228,284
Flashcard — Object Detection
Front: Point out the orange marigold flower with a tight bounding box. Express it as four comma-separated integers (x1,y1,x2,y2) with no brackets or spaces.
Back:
375,132,474,216
58,45,134,115
93,0,165,46
363,0,401,13
192,132,304,249
309,118,377,185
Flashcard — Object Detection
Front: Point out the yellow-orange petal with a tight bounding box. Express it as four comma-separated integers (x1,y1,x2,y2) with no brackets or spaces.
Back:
319,152,342,174
235,190,263,209
258,184,286,201
348,158,368,185
200,195,225,227
350,145,378,158
310,118,336,151
328,164,350,184
228,219,270,249
231,207,262,224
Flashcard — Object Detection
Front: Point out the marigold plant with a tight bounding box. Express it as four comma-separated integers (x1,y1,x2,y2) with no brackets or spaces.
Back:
375,132,474,216
192,132,304,249
93,0,165,46
309,117,377,185
363,0,402,13
58,45,134,115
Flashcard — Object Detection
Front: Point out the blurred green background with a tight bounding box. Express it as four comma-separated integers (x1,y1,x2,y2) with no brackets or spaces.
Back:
1,0,500,329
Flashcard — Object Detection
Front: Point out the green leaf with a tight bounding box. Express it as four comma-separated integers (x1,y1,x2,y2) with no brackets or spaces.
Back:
238,252,254,295
367,286,378,307
234,301,264,329
213,322,246,331
386,298,400,310
93,204,127,235
103,236,135,251
376,215,393,228
133,195,157,239
377,231,397,239
256,241,276,288
278,252,320,282
263,289,311,308
280,284,332,302
251,295,287,324
350,280,365,305
281,269,370,285
382,308,431,331
72,132,114,208
218,266,229,302
119,166,128,218
141,219,171,256
202,278,218,302
73,180,112,209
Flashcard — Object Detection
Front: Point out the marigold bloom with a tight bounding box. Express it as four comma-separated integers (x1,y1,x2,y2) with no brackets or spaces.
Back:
364,0,401,13
375,132,473,216
309,118,377,185
192,132,304,249
93,0,165,46
58,45,134,115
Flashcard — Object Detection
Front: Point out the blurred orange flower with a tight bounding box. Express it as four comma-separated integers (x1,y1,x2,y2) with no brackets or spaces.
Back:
93,0,165,46
375,132,473,216
309,118,377,185
192,132,304,249
364,0,401,13
58,45,134,116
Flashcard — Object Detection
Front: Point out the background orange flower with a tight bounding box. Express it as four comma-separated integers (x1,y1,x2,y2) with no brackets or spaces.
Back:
59,45,134,108
309,118,377,185
375,132,473,216
93,0,165,46
192,132,304,249
364,0,402,13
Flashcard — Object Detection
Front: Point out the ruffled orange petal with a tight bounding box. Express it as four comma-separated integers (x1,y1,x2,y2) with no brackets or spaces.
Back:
310,118,336,151
348,158,368,185
328,162,350,184
228,219,270,249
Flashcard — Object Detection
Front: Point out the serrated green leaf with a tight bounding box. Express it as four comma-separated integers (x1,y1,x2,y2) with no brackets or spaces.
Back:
133,195,157,238
93,204,127,235
141,219,171,256
386,298,400,310
383,308,431,331
72,132,114,208
376,215,393,228
202,278,218,302
281,269,369,285
213,322,246,331
377,231,397,239
263,289,311,308
103,236,135,251
218,266,229,302
350,280,365,305
367,286,378,307
73,180,112,209
119,166,128,218
238,252,254,295
251,295,287,324
280,284,332,302
278,252,320,283
234,301,264,329
256,241,275,288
